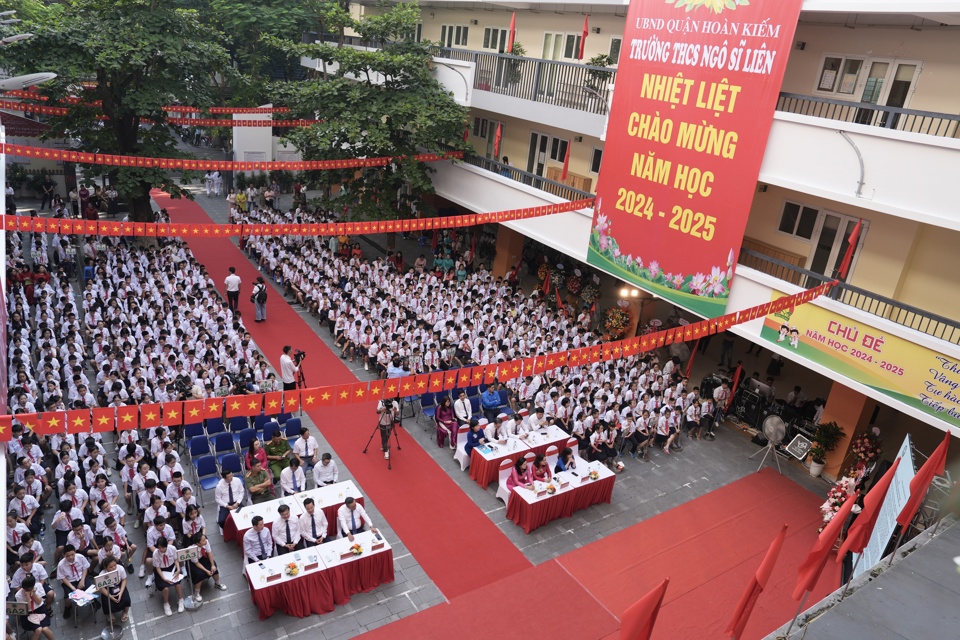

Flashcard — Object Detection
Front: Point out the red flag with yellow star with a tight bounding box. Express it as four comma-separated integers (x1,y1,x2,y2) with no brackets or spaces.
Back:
203,398,223,420
398,376,416,398
35,412,65,436
351,382,369,404
282,391,300,413
367,380,384,402
66,410,90,434
226,395,258,417
428,372,444,393
443,370,458,390
140,403,162,428
183,400,204,424
335,384,353,405
117,405,139,431
91,407,114,433
314,387,335,407
384,379,401,399
162,401,183,426
300,388,321,410
0,415,10,442
413,374,429,395
263,391,283,415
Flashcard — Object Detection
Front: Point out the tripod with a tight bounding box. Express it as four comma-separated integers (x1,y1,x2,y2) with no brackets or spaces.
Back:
362,421,402,470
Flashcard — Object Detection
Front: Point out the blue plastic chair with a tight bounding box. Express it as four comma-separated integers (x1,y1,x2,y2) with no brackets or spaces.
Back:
253,415,271,431
469,397,481,414
277,412,292,425
284,417,303,439
236,428,257,451
187,436,211,465
211,432,236,464
466,385,479,398
183,423,205,441
262,420,280,442
229,416,249,432
205,418,225,436
192,455,220,506
420,393,439,424
220,453,243,476
498,389,515,415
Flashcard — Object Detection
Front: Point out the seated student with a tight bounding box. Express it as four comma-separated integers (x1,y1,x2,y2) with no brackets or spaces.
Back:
152,537,185,617
506,457,533,494
19,532,46,569
57,544,93,619
337,497,378,542
242,516,275,564
97,557,132,623
299,498,330,546
66,518,100,567
245,458,274,504
181,504,206,546
7,511,31,569
530,453,553,483
279,458,307,496
97,536,124,573
16,575,55,640
10,552,55,610
312,453,339,486
10,484,42,536
142,516,175,587
273,504,303,554
188,534,227,601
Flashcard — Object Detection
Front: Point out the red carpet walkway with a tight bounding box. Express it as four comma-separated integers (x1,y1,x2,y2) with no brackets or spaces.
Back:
155,192,531,599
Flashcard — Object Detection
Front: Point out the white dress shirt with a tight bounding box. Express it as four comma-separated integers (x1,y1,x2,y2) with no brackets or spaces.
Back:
214,477,245,508
272,515,302,550
454,398,472,423
299,509,329,544
224,273,241,292
292,436,319,462
279,466,306,495
337,503,373,537
242,527,275,563
313,460,339,485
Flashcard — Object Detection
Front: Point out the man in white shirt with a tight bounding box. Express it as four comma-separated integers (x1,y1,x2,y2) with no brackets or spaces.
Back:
279,458,306,496
224,266,241,313
313,453,339,486
273,504,303,554
292,427,319,468
337,497,378,541
299,498,329,545
454,390,472,426
242,516,275,564
214,470,245,532
280,345,300,391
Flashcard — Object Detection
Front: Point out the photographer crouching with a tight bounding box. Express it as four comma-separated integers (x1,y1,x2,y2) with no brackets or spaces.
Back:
280,346,306,391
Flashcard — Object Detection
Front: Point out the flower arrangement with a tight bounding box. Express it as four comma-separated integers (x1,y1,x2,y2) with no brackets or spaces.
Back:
284,562,299,576
819,476,856,525
603,307,631,339
350,543,363,556
566,273,582,295
545,484,557,495
550,269,565,291
580,284,599,305
845,428,882,477
589,215,733,299
588,470,600,480
537,262,550,281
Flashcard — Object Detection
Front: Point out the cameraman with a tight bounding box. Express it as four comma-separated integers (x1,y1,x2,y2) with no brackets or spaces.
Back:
376,398,400,460
280,346,300,391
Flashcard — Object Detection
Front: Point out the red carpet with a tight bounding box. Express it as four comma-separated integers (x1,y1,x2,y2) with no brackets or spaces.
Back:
558,467,841,640
359,560,620,640
154,192,531,599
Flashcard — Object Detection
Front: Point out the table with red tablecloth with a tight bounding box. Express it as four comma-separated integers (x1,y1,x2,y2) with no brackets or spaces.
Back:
505,461,616,533
224,481,363,547
469,438,531,488
244,530,393,619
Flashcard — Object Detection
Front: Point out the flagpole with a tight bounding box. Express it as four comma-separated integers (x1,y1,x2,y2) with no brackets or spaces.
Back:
887,528,906,567
839,554,862,601
780,591,810,639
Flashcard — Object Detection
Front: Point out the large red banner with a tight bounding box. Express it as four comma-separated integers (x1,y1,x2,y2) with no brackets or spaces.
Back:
587,0,802,318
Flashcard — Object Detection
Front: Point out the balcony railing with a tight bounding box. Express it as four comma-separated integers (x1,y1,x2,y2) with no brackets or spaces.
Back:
739,249,960,345
432,47,615,116
776,92,960,139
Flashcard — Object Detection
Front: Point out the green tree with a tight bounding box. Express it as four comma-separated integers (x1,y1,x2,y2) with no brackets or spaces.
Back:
266,1,469,222
0,0,230,221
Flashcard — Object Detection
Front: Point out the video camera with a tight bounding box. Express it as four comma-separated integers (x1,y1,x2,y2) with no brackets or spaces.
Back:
293,349,306,364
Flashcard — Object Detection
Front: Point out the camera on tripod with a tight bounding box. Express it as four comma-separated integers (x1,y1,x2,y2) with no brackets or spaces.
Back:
293,349,306,364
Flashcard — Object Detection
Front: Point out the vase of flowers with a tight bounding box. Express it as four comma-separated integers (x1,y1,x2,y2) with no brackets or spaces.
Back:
819,476,856,530
845,427,882,477
566,272,582,296
588,470,600,480
546,484,556,495
350,543,363,556
603,307,631,339
284,562,299,577
580,284,599,306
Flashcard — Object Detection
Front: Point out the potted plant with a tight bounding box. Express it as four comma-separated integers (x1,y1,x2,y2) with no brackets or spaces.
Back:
809,421,845,477
585,53,614,91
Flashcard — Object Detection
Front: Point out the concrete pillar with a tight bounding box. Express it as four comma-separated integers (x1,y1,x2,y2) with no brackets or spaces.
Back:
491,225,525,279
819,381,877,481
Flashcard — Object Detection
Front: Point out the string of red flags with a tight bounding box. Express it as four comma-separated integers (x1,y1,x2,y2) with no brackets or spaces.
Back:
1,198,594,238
0,100,309,126
166,117,316,128
0,281,837,440
0,143,461,171
2,91,292,114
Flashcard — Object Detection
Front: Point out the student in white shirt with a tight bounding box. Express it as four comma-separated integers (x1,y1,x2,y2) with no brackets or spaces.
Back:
152,537,185,616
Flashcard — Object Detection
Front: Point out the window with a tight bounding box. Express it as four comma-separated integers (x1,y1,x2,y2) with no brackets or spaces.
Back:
609,38,622,65
549,138,569,162
440,24,469,48
816,55,864,95
590,148,603,174
482,27,508,53
563,34,582,60
472,117,489,138
778,201,819,240
415,23,423,43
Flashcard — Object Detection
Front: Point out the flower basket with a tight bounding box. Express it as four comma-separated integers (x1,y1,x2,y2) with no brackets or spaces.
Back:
844,429,882,477
537,263,550,281
284,562,299,577
603,307,631,339
566,274,582,296
580,284,599,305
588,470,600,480
545,484,557,495
350,544,363,556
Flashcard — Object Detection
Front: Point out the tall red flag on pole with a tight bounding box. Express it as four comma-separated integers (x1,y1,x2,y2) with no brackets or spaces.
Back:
506,12,516,53
561,141,571,180
727,524,788,639
685,340,699,378
619,578,669,640
493,121,502,158
836,218,862,280
726,363,743,412
793,492,856,600
838,457,901,558
896,431,950,528
579,14,589,60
